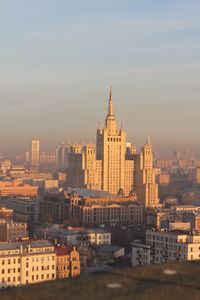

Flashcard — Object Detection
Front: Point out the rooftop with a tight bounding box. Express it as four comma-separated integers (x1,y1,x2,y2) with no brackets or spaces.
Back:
0,239,53,250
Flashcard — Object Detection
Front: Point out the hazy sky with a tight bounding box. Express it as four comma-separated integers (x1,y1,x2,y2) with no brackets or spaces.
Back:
0,0,200,155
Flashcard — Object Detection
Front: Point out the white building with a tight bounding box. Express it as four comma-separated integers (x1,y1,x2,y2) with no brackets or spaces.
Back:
37,226,111,247
132,241,151,267
0,240,56,289
132,229,200,267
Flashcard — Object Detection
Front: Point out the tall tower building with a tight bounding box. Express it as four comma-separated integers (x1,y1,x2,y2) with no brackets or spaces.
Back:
30,140,40,168
67,89,135,196
134,137,159,207
96,88,127,195
56,143,69,170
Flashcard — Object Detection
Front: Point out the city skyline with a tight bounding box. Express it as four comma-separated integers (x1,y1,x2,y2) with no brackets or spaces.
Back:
0,0,200,155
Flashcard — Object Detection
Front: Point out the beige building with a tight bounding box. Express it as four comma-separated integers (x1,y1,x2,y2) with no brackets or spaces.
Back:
0,240,56,289
146,229,200,264
55,245,80,279
134,137,159,207
69,195,144,227
157,172,170,186
132,229,200,266
67,144,101,190
30,140,40,168
67,89,135,196
0,219,28,242
0,180,38,197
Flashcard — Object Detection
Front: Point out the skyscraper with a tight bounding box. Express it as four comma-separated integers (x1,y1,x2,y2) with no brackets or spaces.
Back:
30,140,40,168
96,88,127,195
134,137,159,207
56,143,69,170
67,89,135,195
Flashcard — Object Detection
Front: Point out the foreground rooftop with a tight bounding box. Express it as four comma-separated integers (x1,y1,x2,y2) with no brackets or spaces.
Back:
1,261,200,300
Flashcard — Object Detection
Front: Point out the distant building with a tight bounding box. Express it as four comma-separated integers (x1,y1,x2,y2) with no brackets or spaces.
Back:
67,89,135,196
134,137,159,208
0,207,13,220
40,190,144,227
157,173,170,186
0,160,12,175
0,180,38,197
10,166,26,177
30,140,40,168
155,159,173,169
193,168,200,185
55,245,80,279
56,143,69,170
74,195,143,227
6,197,39,223
39,152,56,168
0,219,28,242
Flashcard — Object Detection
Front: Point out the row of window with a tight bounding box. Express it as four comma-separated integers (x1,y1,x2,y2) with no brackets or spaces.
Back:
1,273,55,284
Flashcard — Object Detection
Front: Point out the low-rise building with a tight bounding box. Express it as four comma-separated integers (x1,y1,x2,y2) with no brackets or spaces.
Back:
5,197,40,223
0,219,28,242
146,229,200,264
74,196,143,227
36,226,111,247
0,180,38,197
0,207,13,220
0,240,56,289
132,241,151,267
132,229,200,267
55,245,80,279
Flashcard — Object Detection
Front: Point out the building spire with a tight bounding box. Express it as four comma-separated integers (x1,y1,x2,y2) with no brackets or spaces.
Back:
146,134,151,145
108,86,114,117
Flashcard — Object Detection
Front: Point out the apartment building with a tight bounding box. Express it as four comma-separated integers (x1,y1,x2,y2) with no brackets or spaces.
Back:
0,180,38,197
40,190,144,227
37,226,111,247
132,229,200,267
0,219,28,242
55,245,80,278
0,240,56,289
6,197,40,223
75,196,143,227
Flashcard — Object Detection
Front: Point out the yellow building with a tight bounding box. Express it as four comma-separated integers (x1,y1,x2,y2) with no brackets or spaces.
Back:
30,140,40,168
134,137,159,207
67,89,135,196
55,245,80,279
0,240,56,289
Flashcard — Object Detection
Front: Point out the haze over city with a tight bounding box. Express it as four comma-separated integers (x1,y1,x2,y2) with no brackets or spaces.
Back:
2,1,200,299
1,0,200,155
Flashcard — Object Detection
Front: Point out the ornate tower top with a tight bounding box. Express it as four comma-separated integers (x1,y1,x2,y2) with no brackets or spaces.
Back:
146,135,152,145
105,87,117,134
107,87,114,117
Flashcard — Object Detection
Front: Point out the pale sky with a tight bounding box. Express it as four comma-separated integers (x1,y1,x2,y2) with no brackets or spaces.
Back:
0,0,200,155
